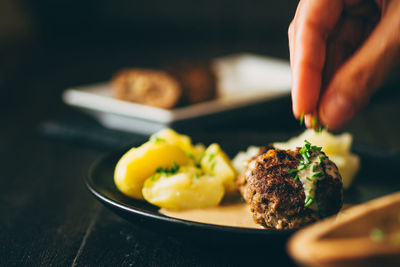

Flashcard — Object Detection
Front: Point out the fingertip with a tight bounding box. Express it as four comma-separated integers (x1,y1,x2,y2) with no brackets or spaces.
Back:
319,90,354,130
291,65,322,118
304,114,313,128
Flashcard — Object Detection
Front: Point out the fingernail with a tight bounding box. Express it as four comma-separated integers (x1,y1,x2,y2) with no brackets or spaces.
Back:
320,91,353,129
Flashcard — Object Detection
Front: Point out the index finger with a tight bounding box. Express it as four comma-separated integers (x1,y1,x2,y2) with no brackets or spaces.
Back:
290,0,343,118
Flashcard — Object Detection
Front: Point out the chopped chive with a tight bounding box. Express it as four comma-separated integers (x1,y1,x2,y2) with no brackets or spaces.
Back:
306,177,313,182
312,145,322,151
300,112,305,125
308,188,313,194
315,126,324,133
152,136,165,143
199,153,206,162
301,154,311,164
304,140,311,145
210,160,217,171
288,169,299,173
370,228,385,242
312,171,324,178
304,196,313,208
311,165,316,172
305,151,311,158
171,161,179,173
185,151,194,160
208,153,216,162
395,233,400,245
298,164,307,171
311,116,318,127
294,175,299,181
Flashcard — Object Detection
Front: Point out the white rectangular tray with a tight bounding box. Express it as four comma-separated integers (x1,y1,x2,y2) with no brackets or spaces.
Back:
62,53,291,134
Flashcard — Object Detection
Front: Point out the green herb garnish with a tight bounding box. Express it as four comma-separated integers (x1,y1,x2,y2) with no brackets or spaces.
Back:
155,161,180,177
208,153,216,162
171,161,179,173
304,196,313,208
370,228,385,242
152,136,165,143
306,177,313,182
301,154,311,164
312,171,324,178
311,165,316,172
315,126,325,133
311,145,322,151
210,160,217,171
300,112,305,126
311,116,318,127
288,169,299,174
394,232,400,245
194,173,199,179
185,151,194,160
298,164,307,171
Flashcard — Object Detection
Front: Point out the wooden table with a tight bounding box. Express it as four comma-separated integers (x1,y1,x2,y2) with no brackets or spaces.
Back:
1,40,399,266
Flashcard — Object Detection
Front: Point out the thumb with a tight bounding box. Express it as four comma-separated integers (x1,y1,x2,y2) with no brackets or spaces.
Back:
318,1,400,130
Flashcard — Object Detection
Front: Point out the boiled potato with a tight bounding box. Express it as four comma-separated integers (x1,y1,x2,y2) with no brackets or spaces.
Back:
329,154,360,189
232,146,260,174
114,142,190,199
200,143,237,193
274,129,352,155
142,166,225,209
150,128,205,163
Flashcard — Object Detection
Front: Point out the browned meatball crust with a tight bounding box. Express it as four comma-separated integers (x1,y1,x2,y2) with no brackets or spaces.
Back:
239,147,343,230
111,63,217,109
166,62,217,105
111,69,182,109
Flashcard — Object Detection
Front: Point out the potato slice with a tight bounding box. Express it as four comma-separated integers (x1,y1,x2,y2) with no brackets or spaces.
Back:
114,142,190,199
274,129,353,156
200,143,237,193
150,128,205,163
329,154,360,189
142,166,224,209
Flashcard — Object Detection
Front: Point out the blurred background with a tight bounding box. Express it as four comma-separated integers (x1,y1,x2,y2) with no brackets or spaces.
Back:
0,0,298,135
2,0,399,146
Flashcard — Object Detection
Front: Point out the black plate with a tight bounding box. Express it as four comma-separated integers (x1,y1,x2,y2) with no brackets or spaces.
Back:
87,151,294,247
85,133,400,247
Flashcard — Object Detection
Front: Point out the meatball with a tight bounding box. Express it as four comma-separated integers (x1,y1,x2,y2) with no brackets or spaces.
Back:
111,69,182,109
238,146,343,230
111,63,217,109
166,62,217,105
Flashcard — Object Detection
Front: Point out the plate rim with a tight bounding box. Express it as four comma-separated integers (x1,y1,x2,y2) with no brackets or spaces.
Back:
85,151,294,236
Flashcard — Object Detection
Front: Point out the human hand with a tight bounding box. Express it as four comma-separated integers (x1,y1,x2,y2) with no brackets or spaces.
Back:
289,0,400,130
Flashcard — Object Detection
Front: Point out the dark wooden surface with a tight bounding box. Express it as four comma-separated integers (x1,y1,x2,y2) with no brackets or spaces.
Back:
1,38,400,267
